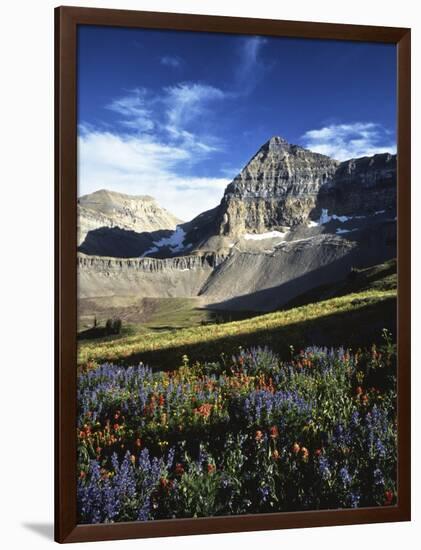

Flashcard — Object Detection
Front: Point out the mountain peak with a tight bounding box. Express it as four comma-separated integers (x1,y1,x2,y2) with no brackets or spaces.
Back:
264,136,291,152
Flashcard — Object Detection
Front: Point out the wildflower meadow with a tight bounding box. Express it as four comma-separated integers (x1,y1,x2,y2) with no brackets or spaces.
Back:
77,331,397,523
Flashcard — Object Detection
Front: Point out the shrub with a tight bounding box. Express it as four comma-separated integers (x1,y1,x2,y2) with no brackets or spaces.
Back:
105,318,122,335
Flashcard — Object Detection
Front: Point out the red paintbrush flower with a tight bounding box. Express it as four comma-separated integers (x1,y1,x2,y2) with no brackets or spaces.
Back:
175,463,185,476
384,490,394,505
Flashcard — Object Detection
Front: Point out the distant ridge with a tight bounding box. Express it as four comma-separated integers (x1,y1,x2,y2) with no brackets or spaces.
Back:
77,189,181,246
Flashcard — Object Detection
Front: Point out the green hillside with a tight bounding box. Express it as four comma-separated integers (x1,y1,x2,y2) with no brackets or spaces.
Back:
283,259,396,309
78,288,396,369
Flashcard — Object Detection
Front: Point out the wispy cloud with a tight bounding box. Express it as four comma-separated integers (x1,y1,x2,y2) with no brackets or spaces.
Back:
164,82,227,128
105,83,227,153
302,122,396,160
106,88,154,131
235,36,268,94
160,55,183,68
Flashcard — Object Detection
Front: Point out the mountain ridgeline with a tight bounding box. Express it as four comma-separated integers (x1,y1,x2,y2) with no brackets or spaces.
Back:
78,136,397,312
182,136,396,249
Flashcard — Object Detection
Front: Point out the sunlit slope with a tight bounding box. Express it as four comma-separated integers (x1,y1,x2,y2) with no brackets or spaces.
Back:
78,288,396,368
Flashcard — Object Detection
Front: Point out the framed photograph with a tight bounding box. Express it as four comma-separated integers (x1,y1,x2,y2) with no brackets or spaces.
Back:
55,6,411,543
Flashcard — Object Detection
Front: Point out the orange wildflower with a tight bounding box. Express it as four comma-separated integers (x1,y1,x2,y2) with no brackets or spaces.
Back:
194,403,213,419
292,443,301,454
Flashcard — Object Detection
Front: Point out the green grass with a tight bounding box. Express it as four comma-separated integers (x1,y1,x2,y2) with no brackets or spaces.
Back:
78,296,259,338
134,297,211,329
78,288,396,368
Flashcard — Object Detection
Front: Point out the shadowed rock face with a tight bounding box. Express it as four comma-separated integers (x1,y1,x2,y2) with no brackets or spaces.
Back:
313,153,397,219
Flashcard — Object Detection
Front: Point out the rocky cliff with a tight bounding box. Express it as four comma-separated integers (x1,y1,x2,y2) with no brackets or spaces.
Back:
78,251,227,300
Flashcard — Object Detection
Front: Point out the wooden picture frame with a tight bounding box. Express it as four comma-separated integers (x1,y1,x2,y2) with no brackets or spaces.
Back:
55,5,411,543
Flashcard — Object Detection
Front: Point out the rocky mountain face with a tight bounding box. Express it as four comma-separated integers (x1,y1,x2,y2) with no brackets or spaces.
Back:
217,136,340,235
78,189,181,246
182,137,396,248
313,153,396,219
78,137,397,311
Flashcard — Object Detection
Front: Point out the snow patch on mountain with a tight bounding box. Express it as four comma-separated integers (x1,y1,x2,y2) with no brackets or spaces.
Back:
308,209,369,228
336,228,358,235
142,226,187,256
243,230,289,241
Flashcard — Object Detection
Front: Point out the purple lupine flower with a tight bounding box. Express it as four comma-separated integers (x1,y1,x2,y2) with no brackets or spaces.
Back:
374,468,385,486
350,492,361,508
318,456,331,481
258,485,270,502
339,467,352,486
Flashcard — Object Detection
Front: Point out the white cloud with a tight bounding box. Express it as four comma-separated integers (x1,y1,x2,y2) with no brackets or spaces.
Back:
302,122,396,160
160,55,183,68
235,36,268,94
242,36,267,67
106,88,154,131
105,84,227,155
78,129,229,221
164,82,227,128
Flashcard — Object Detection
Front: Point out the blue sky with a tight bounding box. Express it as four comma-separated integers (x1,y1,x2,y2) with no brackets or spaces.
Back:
77,25,396,220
